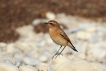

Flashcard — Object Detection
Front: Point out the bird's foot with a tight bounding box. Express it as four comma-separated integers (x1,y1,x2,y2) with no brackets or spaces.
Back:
52,53,58,59
55,53,63,59
52,53,62,59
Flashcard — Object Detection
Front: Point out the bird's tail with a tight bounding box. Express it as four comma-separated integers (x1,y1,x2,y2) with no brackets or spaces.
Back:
68,42,78,52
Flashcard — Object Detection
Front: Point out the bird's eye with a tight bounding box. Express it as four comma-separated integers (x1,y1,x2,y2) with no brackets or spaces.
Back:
50,23,52,24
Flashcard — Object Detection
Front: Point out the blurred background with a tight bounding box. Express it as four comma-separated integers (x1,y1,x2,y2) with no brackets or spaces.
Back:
0,0,106,69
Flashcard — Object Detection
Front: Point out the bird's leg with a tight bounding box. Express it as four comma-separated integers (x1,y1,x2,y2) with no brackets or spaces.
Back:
59,46,66,54
55,46,66,58
55,45,62,55
52,45,62,59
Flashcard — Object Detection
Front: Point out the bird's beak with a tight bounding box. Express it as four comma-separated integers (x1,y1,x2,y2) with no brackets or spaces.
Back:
44,22,48,24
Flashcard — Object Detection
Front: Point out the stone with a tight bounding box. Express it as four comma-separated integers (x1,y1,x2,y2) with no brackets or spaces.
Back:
16,42,32,52
46,12,56,20
76,31,92,40
78,23,96,29
19,65,37,71
87,42,106,62
0,62,19,71
0,42,6,48
32,19,49,25
97,26,106,33
68,33,76,40
97,32,104,36
58,17,70,25
89,33,100,43
51,55,70,69
86,27,96,33
6,43,16,53
39,55,48,62
32,19,41,25
14,59,21,67
51,55,97,71
16,25,34,36
2,59,14,65
90,62,106,71
1,57,15,65
23,57,40,65
36,63,50,71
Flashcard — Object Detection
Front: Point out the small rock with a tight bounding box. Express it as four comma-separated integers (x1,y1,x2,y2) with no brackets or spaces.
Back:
2,57,15,65
32,19,49,25
46,12,56,20
19,65,37,71
14,59,21,67
2,59,14,65
51,55,70,69
36,63,50,71
16,42,32,52
97,32,104,36
0,62,19,71
0,42,6,48
86,27,96,33
6,43,16,53
78,23,96,29
89,33,100,43
16,25,34,36
51,55,96,71
69,33,76,40
89,42,106,62
39,55,48,62
97,26,106,33
76,31,91,40
23,57,40,65
90,62,106,71
32,19,41,25
58,17,70,25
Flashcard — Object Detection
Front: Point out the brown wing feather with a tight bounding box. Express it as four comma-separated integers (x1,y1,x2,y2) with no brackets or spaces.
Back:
58,28,71,42
58,28,76,48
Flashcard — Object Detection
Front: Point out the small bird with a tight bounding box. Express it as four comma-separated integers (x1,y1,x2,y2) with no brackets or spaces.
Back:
45,20,78,58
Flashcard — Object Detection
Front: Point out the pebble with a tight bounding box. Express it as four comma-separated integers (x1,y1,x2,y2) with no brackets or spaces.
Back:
6,43,16,53
90,62,106,71
0,42,6,48
23,57,40,65
90,43,106,62
19,65,37,71
46,12,56,20
16,42,32,52
16,25,34,36
97,26,106,32
36,63,50,71
86,27,96,33
51,55,96,71
89,33,100,43
14,59,22,67
32,19,41,25
0,62,19,71
76,31,92,40
78,22,96,29
39,55,48,62
1,57,15,65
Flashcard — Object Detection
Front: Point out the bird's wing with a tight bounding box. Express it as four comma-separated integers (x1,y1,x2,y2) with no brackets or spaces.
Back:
58,28,71,43
59,28,75,46
58,28,78,52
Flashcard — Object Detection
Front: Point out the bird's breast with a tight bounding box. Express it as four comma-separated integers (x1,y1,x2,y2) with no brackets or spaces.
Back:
49,27,58,39
49,27,67,46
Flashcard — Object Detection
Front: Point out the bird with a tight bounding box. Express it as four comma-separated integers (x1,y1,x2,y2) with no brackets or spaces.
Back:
45,20,78,58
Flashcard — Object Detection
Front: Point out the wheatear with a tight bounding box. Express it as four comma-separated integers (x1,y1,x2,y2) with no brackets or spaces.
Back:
45,20,78,58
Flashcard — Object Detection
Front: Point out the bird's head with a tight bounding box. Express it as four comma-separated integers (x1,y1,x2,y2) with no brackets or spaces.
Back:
45,20,60,27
